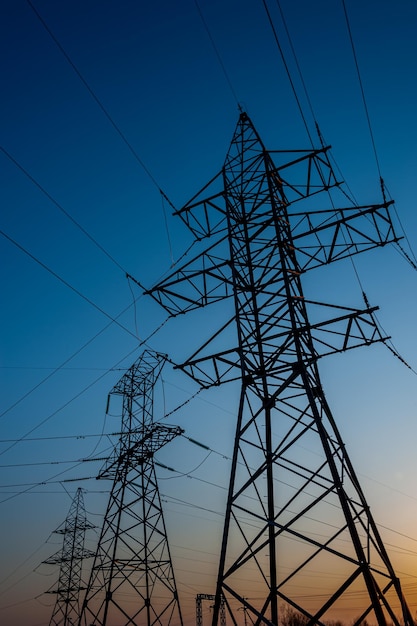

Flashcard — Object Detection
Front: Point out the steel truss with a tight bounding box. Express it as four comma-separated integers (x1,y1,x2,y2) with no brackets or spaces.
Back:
145,113,413,626
196,594,226,626
79,350,184,626
44,487,94,626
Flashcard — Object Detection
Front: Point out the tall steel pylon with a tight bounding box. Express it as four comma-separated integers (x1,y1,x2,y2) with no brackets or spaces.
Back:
144,113,414,626
44,487,94,626
79,350,184,626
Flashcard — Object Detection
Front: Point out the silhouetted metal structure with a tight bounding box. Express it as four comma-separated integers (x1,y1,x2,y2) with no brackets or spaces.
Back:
79,350,184,626
196,594,226,626
44,487,94,626
145,113,413,626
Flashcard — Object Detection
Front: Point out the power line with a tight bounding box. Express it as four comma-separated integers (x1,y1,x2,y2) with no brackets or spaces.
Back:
0,144,128,275
273,0,317,126
26,0,176,248
0,432,121,443
0,342,142,459
0,280,170,423
0,455,110,469
342,1,417,271
0,226,138,340
261,0,314,146
0,302,133,420
341,0,382,181
338,0,417,368
0,366,127,371
2,440,417,581
5,429,417,557
265,0,417,371
193,0,241,110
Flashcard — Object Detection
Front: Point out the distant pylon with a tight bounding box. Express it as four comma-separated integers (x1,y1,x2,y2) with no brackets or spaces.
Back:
79,350,184,626
144,113,414,626
196,594,226,626
44,487,94,626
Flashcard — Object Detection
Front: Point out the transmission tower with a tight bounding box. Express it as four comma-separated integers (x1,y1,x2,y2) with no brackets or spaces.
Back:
44,487,94,626
144,113,414,626
79,350,184,626
196,594,226,626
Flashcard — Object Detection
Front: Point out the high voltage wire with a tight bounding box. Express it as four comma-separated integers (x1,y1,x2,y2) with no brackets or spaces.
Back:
0,144,128,276
7,0,413,464
0,353,213,487
341,0,383,183
26,0,171,200
0,455,110,469
3,418,417,513
2,432,417,561
3,471,417,563
273,0,317,128
0,366,128,371
0,341,143,459
263,0,417,375
0,0,187,430
339,0,417,371
341,0,417,269
0,432,121,443
1,13,198,428
2,454,417,611
0,371,234,436
265,0,417,279
261,0,314,147
1,0,188,430
193,0,241,110
0,299,136,420
3,4,416,621
26,0,176,254
0,227,138,340
0,281,169,422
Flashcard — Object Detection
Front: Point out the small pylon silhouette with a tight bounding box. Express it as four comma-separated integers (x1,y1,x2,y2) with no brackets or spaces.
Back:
144,113,414,626
79,350,184,626
196,594,226,626
44,487,94,626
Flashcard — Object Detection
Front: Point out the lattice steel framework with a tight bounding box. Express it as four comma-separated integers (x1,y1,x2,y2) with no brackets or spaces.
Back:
196,594,226,626
79,350,184,626
144,113,413,626
44,487,94,626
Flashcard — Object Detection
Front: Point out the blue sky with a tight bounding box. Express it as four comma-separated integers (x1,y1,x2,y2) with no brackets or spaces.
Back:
1,1,417,625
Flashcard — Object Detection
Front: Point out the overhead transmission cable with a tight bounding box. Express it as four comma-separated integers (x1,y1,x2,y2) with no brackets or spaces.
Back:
0,295,138,420
1,3,206,424
262,3,373,289
3,431,417,564
193,0,241,110
3,469,417,562
0,227,171,420
7,415,416,505
340,0,417,373
266,0,417,375
341,0,383,184
0,339,147,459
26,0,175,261
261,0,314,147
0,533,53,591
0,227,139,341
0,361,219,502
272,0,359,206
0,366,129,372
341,0,417,270
263,0,362,235
0,145,128,276
273,0,317,127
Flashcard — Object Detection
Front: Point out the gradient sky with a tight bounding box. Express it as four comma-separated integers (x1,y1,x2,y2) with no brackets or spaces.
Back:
1,1,417,625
